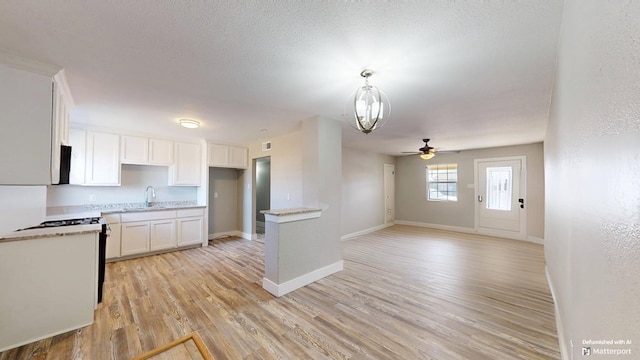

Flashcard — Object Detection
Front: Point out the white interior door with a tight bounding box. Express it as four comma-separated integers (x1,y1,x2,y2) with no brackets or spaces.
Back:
475,157,525,239
384,164,395,224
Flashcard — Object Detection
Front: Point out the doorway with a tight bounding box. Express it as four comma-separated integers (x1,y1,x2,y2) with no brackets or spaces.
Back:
255,157,271,235
474,156,526,239
384,164,395,224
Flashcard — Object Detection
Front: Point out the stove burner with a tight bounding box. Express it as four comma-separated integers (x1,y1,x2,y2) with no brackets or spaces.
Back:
19,217,102,230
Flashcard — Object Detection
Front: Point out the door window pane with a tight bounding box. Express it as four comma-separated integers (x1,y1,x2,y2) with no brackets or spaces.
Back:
486,166,512,211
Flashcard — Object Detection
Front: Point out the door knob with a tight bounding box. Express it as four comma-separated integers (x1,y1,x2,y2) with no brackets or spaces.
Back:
518,198,524,209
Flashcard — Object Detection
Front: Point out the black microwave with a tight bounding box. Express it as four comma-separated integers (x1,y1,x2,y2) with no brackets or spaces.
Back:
58,145,72,184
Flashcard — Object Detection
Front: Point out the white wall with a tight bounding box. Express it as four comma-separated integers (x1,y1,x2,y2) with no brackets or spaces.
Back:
545,1,640,358
341,147,395,237
268,129,304,209
395,143,545,239
0,186,47,234
47,164,197,206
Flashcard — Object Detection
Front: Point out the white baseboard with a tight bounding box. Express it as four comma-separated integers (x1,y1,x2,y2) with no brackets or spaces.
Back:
527,236,545,245
341,222,394,241
394,220,477,235
262,260,344,297
395,220,544,245
242,232,257,241
208,230,242,240
546,266,569,360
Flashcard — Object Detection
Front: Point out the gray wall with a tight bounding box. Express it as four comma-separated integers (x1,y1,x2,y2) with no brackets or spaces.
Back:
255,157,271,223
208,167,240,236
341,147,395,236
395,143,544,239
545,1,640,358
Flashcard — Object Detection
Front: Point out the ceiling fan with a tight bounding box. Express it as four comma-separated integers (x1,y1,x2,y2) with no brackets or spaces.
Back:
402,139,457,159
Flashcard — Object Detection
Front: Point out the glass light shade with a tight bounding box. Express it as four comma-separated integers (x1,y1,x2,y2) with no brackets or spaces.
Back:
420,153,435,160
179,119,200,129
346,70,390,134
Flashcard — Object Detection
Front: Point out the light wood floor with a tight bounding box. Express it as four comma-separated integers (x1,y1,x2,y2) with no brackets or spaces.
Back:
0,225,560,359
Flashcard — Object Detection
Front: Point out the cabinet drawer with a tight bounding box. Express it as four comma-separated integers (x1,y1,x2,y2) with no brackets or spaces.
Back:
177,208,205,218
121,210,176,222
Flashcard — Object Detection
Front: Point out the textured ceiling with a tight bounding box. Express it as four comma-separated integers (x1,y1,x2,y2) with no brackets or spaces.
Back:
0,1,564,155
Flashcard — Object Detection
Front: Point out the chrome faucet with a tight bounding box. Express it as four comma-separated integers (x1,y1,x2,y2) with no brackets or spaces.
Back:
144,185,156,207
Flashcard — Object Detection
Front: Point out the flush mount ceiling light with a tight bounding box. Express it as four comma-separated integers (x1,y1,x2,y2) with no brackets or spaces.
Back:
179,119,200,129
346,69,391,134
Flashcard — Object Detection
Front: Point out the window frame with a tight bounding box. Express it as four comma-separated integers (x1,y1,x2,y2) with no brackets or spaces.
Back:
426,163,458,202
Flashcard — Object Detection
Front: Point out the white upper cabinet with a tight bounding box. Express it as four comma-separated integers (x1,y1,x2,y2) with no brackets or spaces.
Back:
229,146,248,168
120,135,148,164
70,129,120,186
50,70,73,184
208,143,248,169
68,128,87,185
148,139,173,165
121,136,173,166
208,144,229,167
0,64,53,185
169,141,202,186
86,131,120,186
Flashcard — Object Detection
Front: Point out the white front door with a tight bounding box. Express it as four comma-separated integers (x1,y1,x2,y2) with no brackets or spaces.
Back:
384,164,395,224
475,157,526,239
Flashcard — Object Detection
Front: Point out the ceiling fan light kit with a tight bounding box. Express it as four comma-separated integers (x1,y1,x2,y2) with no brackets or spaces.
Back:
348,69,390,134
403,138,439,160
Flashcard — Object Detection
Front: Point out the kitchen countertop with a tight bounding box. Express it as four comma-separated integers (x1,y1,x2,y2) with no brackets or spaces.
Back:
260,207,322,216
0,224,102,243
2,201,205,242
48,201,205,216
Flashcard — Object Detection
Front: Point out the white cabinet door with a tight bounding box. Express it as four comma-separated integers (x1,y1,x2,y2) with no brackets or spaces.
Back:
50,74,72,184
106,223,121,259
177,217,204,246
229,146,248,169
208,144,229,167
0,65,52,185
149,139,173,165
86,131,120,186
150,219,176,251
68,128,86,185
169,142,201,186
120,135,148,164
121,221,150,256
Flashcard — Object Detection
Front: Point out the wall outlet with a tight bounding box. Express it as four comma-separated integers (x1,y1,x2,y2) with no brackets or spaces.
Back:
89,194,96,202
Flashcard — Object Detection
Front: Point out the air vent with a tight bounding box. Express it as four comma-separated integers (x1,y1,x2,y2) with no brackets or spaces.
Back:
262,141,272,151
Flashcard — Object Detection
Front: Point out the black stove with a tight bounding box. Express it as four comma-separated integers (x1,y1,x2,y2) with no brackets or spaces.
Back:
21,217,103,229
18,216,108,304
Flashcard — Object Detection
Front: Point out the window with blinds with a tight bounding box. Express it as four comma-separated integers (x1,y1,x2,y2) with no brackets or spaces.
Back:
426,164,458,201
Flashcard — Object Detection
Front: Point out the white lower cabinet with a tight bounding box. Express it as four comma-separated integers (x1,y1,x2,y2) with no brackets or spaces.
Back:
150,219,176,251
104,214,121,259
177,217,204,246
121,221,150,256
112,208,204,260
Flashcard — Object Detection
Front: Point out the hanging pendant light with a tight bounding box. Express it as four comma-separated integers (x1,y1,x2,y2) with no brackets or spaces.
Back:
348,69,390,134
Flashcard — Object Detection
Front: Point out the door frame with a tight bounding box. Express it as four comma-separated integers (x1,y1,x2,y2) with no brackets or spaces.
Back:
383,164,395,224
474,156,527,240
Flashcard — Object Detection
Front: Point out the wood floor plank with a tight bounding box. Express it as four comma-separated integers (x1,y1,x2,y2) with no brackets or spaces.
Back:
0,225,560,359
